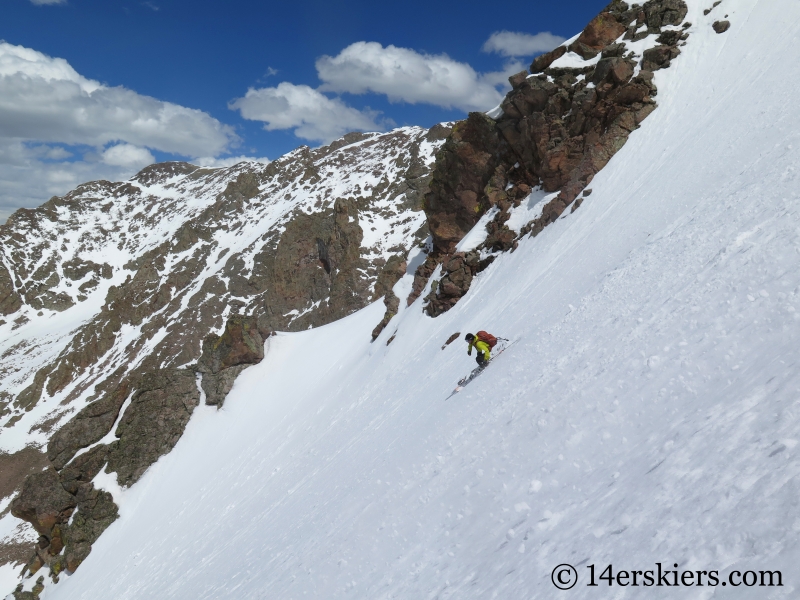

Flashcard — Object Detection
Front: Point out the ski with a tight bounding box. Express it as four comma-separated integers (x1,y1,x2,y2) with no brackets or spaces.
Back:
446,338,519,400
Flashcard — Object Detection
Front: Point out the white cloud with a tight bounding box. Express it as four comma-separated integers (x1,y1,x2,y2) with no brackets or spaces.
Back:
482,31,566,57
230,82,387,144
316,42,506,112
30,0,66,4
195,155,271,168
0,42,237,157
480,60,528,88
0,140,146,224
0,42,241,221
101,143,155,169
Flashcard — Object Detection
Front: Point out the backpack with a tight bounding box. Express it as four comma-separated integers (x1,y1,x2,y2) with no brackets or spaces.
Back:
475,330,497,348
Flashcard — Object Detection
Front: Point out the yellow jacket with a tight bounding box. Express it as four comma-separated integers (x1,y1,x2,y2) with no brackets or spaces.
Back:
467,339,491,361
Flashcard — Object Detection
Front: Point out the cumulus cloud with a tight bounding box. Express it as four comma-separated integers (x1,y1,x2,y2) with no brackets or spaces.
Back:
230,82,387,144
316,42,507,112
195,155,271,168
0,42,236,156
481,31,566,57
0,42,241,221
101,143,155,169
0,140,143,223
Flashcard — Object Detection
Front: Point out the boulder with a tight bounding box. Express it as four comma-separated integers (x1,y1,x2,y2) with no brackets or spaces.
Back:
508,70,529,89
10,468,76,537
643,0,688,30
641,45,681,71
591,57,636,85
442,332,461,349
713,20,730,34
530,46,567,73
569,12,627,59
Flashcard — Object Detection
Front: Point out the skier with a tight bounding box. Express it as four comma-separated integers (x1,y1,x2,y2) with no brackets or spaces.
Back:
464,331,497,367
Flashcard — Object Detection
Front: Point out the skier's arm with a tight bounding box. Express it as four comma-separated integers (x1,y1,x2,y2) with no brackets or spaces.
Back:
467,341,474,355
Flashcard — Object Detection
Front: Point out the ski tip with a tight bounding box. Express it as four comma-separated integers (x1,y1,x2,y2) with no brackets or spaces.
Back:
446,386,463,400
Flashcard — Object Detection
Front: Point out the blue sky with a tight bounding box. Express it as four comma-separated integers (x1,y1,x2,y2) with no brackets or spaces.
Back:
0,0,607,220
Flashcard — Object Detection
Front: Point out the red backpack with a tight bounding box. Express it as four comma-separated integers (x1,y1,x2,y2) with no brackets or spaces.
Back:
475,331,497,348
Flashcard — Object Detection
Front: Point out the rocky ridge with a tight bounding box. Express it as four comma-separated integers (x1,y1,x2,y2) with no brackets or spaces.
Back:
0,125,449,585
408,0,691,317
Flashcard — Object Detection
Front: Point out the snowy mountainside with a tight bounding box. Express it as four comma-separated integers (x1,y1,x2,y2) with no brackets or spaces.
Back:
22,0,800,598
0,125,448,581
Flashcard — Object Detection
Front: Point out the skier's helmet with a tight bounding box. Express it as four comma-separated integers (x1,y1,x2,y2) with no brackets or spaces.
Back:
464,333,475,342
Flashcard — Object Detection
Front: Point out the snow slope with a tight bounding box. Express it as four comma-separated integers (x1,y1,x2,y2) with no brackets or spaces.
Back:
34,0,800,597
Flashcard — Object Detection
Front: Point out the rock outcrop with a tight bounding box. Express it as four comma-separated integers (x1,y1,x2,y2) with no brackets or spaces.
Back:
0,262,22,316
196,316,268,407
105,369,200,486
370,255,408,340
424,113,507,255
412,0,689,316
10,445,118,581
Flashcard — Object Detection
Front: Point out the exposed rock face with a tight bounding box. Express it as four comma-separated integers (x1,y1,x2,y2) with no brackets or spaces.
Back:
10,469,76,538
47,372,130,470
10,446,119,581
424,252,495,317
0,447,49,503
197,316,268,407
369,255,407,340
424,113,506,255
569,11,628,58
1,126,448,581
62,484,118,572
105,369,199,486
260,197,369,331
414,0,689,316
58,445,108,496
0,262,22,316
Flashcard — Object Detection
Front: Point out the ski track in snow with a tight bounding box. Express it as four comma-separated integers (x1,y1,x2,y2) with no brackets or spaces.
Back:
8,0,800,598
